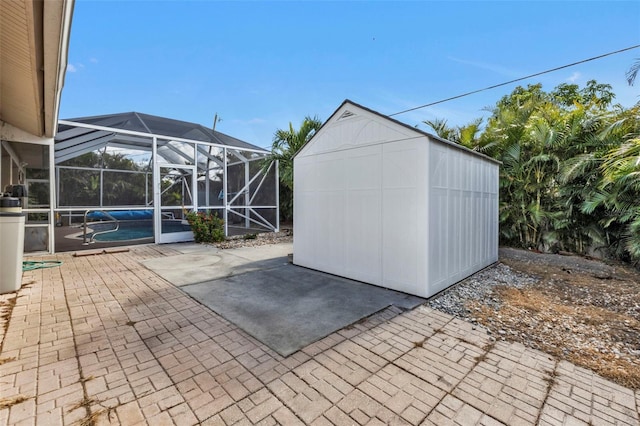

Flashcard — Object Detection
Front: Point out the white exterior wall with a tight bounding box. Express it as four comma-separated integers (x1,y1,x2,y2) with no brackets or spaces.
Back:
294,102,498,298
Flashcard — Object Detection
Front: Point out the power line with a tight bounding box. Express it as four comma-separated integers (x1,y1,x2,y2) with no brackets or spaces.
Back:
388,44,640,117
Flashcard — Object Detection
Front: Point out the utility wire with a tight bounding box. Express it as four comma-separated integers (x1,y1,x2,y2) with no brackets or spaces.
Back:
388,44,640,117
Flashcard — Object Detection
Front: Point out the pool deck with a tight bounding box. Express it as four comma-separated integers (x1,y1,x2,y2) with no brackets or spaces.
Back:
0,243,638,425
53,224,153,253
53,224,273,253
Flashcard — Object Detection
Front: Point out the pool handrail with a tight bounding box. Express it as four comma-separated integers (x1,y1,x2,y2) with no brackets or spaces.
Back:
83,210,120,245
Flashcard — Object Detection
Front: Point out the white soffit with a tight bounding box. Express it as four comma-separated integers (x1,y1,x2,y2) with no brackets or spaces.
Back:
0,0,73,138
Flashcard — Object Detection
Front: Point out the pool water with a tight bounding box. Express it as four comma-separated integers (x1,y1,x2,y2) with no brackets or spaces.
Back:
88,220,192,242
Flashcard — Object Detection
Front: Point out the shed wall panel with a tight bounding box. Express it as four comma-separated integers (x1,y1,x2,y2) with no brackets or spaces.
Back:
345,145,382,284
294,141,389,286
427,142,498,296
381,140,427,295
294,135,429,294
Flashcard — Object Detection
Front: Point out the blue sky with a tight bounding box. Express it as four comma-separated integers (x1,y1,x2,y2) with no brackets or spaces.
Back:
60,1,640,149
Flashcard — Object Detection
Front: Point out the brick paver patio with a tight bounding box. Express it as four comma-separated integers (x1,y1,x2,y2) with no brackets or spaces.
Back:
0,244,638,425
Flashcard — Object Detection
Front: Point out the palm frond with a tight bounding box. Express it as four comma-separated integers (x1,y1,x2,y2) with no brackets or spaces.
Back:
626,58,640,86
581,190,609,214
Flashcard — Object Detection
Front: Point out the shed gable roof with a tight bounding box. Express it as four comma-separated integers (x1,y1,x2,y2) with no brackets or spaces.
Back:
296,99,500,165
295,100,420,158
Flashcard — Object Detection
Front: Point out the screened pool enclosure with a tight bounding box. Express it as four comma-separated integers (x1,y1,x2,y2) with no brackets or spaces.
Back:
49,112,278,252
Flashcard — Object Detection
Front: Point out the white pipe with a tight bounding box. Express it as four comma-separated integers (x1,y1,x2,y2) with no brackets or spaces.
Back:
223,147,228,237
152,137,160,243
49,140,57,253
275,159,280,232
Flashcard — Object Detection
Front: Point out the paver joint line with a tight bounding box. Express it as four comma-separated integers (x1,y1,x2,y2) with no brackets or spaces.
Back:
62,255,106,425
394,324,508,426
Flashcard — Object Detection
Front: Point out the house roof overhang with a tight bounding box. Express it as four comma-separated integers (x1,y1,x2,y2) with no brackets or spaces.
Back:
0,0,74,140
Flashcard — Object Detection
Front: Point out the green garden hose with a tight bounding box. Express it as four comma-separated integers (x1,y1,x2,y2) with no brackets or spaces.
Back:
22,260,63,271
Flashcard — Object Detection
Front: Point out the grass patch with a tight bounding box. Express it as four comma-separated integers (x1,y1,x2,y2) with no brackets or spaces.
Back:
0,296,17,324
69,396,113,426
413,337,427,348
0,357,16,365
0,395,32,409
474,341,496,364
78,408,109,426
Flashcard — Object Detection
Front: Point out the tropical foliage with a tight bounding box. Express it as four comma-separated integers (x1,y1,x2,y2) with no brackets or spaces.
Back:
267,116,323,221
424,80,640,262
58,151,150,207
627,58,640,86
186,210,225,243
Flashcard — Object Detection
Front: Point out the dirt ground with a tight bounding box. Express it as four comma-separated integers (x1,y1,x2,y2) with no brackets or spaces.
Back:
476,247,640,389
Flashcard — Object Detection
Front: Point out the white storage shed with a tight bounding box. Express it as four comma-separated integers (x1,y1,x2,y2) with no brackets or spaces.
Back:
293,100,500,298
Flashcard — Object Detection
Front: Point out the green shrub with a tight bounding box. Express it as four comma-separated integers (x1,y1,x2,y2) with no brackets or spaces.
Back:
185,210,225,243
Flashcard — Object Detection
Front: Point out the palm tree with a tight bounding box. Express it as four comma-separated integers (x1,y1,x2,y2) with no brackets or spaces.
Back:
268,116,323,221
627,58,640,86
419,81,639,261
422,118,458,142
422,117,484,150
582,105,640,259
457,118,483,150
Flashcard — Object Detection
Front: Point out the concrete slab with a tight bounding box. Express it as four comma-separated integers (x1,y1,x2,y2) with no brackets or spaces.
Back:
182,264,424,356
170,242,218,254
141,243,293,286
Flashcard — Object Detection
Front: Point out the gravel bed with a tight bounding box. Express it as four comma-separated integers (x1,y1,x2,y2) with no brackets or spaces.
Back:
427,262,537,319
215,228,293,249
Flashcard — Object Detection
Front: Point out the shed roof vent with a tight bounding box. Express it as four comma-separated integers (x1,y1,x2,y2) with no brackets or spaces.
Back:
338,110,356,120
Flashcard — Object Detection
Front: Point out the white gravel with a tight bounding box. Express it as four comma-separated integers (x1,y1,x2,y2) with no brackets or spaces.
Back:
427,262,537,319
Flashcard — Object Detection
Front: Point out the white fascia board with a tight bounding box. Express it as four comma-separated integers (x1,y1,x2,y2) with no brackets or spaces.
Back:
0,121,54,145
43,0,75,138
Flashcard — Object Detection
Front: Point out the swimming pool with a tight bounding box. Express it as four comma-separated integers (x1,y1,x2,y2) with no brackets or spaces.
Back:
86,220,192,242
